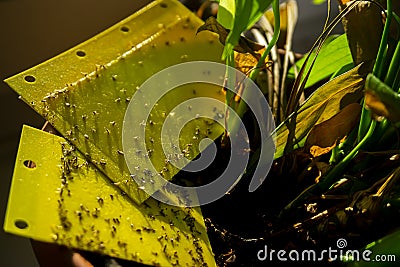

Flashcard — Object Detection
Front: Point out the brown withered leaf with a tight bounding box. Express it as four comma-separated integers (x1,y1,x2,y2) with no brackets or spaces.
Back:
197,16,264,59
234,48,267,75
275,64,366,159
305,102,361,157
310,144,337,158
197,17,229,45
339,1,383,66
365,90,389,120
365,90,400,122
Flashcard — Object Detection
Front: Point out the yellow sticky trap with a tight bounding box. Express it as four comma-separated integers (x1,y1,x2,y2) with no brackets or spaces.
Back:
4,125,216,266
4,0,224,204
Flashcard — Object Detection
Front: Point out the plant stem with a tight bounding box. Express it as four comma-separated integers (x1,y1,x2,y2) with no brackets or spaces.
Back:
249,0,281,81
373,0,392,79
357,0,392,142
374,4,400,139
323,120,376,186
227,0,280,137
384,35,400,86
280,120,377,218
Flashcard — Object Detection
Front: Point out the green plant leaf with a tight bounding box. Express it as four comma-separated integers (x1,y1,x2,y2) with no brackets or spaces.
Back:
288,34,354,88
217,0,235,29
365,73,400,122
217,0,274,59
275,64,366,159
347,230,400,267
313,0,326,5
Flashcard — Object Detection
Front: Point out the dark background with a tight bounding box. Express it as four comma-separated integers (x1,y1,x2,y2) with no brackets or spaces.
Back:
0,1,340,266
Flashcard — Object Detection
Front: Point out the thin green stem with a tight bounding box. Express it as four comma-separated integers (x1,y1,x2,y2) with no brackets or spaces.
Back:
323,120,376,185
249,0,280,81
392,69,400,91
280,120,377,218
374,3,399,140
373,0,392,79
385,32,400,86
357,101,372,143
358,0,392,142
227,0,280,137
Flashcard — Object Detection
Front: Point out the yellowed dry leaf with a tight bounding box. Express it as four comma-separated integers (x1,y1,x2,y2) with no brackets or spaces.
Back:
275,64,365,159
234,48,267,74
364,73,400,122
365,90,399,121
310,144,336,158
305,102,361,156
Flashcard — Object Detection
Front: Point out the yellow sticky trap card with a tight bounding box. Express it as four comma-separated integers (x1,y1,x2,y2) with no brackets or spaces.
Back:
4,125,216,266
4,0,224,204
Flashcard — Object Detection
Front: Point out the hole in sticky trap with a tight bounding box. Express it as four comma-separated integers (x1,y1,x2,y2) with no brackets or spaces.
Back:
24,75,36,83
23,160,36,169
15,220,28,229
120,26,130,32
76,50,86,57
160,3,168,8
